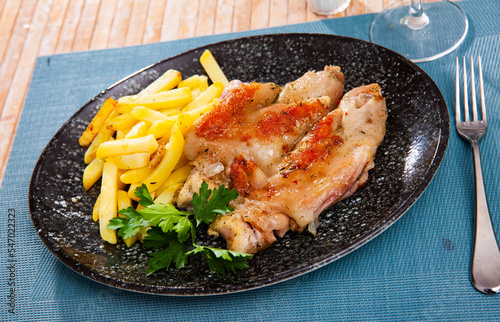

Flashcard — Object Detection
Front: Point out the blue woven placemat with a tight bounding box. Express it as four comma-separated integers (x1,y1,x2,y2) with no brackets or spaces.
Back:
2,0,500,320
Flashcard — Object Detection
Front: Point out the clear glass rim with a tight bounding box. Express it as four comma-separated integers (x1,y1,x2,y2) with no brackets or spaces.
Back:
370,1,469,63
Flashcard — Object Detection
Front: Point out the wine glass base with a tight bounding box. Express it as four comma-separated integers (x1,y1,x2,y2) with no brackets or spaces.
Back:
370,1,468,63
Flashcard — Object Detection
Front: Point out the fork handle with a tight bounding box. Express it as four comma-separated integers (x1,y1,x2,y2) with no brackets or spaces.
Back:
471,141,500,294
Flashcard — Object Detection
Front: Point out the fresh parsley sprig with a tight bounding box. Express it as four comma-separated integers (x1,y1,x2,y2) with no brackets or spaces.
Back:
107,182,252,275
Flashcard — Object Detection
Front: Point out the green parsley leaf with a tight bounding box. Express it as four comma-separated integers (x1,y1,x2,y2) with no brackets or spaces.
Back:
134,183,154,207
192,181,239,226
188,245,253,274
106,217,129,230
142,227,177,250
146,241,188,275
140,204,193,243
108,183,250,275
107,206,150,239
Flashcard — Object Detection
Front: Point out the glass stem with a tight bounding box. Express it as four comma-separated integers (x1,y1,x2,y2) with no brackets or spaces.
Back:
405,0,429,30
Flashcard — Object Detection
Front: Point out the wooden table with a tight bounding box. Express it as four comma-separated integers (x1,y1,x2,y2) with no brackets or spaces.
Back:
0,0,441,186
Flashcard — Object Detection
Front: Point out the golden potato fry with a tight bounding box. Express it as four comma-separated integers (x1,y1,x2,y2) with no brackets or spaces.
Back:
92,194,101,222
127,182,141,201
158,107,182,117
156,164,192,196
84,125,115,164
117,190,138,247
178,75,209,91
79,97,117,147
120,166,152,184
114,153,150,169
149,117,177,140
154,183,182,205
99,159,119,244
131,106,167,123
120,88,192,110
106,112,138,131
142,124,185,192
124,121,149,139
118,70,182,104
137,69,182,98
83,158,104,190
182,82,223,112
96,134,158,159
200,50,229,86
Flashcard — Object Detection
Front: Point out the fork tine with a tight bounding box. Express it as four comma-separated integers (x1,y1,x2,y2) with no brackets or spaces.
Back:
470,56,478,122
478,56,487,124
462,56,469,122
455,57,461,125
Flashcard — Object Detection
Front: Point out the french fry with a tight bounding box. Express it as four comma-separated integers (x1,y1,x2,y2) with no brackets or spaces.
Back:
92,194,101,222
127,183,141,201
155,164,192,196
182,82,223,112
115,130,127,140
124,121,149,139
119,88,192,110
96,134,158,159
176,113,195,135
185,102,214,120
158,107,182,117
84,126,115,164
200,50,229,86
106,112,138,131
114,153,150,169
99,159,119,244
149,118,177,140
142,124,185,192
79,97,117,147
178,75,209,91
120,166,152,184
83,158,104,190
117,169,127,191
154,183,182,205
131,106,167,123
117,190,137,247
118,70,182,104
137,69,182,97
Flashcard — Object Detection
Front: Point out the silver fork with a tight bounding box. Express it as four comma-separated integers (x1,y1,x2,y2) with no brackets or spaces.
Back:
456,56,500,294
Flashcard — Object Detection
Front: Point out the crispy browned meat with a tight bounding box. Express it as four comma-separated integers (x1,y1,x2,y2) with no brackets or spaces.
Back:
177,67,386,254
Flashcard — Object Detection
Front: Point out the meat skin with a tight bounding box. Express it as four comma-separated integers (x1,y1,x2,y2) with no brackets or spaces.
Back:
177,67,386,254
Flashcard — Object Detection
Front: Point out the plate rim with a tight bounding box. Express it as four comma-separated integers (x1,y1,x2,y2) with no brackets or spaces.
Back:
29,32,450,296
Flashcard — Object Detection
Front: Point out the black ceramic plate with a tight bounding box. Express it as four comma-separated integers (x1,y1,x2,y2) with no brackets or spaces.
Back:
29,33,449,296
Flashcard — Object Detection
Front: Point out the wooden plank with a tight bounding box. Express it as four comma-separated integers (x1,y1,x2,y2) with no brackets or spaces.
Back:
233,0,252,32
0,0,38,117
250,0,270,29
39,0,70,56
143,0,167,43
288,0,307,24
107,0,133,48
0,0,22,63
71,0,100,52
177,0,200,39
363,0,384,13
55,0,84,53
125,0,149,46
195,0,216,37
214,0,233,35
269,0,288,27
0,0,52,183
345,0,365,16
306,1,321,21
160,0,183,41
90,0,118,50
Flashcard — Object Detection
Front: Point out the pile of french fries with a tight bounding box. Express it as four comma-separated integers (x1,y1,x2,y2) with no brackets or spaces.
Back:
79,50,228,246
